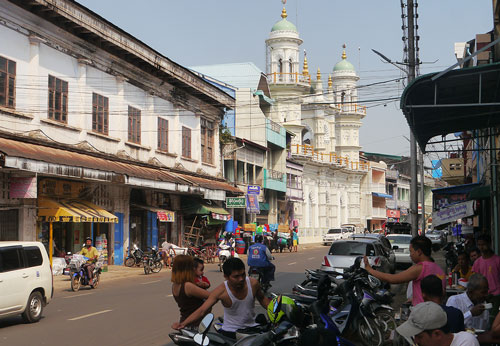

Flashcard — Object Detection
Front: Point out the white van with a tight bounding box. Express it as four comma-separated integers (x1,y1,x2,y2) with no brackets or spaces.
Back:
322,228,352,245
0,242,53,323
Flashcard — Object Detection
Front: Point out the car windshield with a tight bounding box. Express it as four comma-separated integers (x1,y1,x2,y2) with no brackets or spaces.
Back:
329,242,370,256
328,229,342,234
388,236,411,244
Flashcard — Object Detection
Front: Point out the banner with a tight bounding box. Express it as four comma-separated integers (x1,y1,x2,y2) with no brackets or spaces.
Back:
246,194,260,214
226,197,246,208
432,200,475,227
386,209,400,218
10,176,37,198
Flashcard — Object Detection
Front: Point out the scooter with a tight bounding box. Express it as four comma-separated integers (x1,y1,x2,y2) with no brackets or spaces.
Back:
70,254,103,291
125,244,144,267
218,240,235,272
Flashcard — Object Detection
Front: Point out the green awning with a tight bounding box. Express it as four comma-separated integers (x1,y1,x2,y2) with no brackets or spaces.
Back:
253,90,274,105
260,203,270,211
467,185,491,200
183,202,230,216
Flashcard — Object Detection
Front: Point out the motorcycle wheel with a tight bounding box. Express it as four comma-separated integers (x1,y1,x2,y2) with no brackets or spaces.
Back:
125,257,135,267
358,317,383,346
144,262,151,275
375,310,397,343
151,261,163,273
92,273,101,289
71,276,81,292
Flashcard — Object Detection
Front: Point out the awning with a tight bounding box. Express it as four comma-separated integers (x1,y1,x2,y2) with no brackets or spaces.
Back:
372,192,392,199
131,204,175,222
400,62,500,151
38,198,118,223
260,202,270,211
432,182,480,195
183,202,231,221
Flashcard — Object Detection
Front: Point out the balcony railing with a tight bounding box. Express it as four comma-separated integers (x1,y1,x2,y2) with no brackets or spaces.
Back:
340,104,367,115
268,72,311,85
290,144,369,172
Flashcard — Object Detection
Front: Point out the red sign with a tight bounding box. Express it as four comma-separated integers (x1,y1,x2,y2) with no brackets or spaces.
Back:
386,209,400,218
157,211,175,222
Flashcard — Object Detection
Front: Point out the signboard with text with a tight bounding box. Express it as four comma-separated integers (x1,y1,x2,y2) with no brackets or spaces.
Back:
226,197,246,208
247,185,261,194
246,194,260,214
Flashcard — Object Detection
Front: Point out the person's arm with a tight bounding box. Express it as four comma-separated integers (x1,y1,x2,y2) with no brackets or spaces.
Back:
172,284,223,330
492,309,500,337
363,256,421,284
252,278,271,308
265,247,272,260
184,282,211,300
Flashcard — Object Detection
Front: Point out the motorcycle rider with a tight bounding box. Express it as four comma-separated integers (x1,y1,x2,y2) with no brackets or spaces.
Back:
247,234,275,287
79,237,99,285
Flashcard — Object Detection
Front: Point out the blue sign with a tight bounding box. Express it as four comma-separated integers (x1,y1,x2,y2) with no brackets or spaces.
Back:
247,185,261,194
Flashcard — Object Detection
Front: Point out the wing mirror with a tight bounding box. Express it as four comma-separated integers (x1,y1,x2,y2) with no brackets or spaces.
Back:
194,313,214,346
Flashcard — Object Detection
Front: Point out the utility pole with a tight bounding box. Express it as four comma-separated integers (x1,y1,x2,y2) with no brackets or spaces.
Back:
420,149,425,235
407,0,418,237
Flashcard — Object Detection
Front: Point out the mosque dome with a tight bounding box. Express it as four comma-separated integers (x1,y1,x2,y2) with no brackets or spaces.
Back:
271,7,297,32
333,46,355,72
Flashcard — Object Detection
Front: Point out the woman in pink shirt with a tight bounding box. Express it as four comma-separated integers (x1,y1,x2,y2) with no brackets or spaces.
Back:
364,235,445,305
473,234,500,321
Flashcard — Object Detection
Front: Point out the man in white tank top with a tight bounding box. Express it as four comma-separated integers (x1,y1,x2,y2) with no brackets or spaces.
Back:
172,258,271,338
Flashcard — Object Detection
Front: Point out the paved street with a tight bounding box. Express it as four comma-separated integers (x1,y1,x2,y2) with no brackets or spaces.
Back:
0,244,327,346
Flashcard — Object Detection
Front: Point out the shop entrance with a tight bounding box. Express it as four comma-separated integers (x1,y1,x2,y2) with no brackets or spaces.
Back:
0,209,18,241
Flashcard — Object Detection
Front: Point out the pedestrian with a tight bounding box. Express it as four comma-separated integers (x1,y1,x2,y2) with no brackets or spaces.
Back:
161,239,176,268
396,301,479,346
469,248,480,265
292,227,299,252
172,258,271,339
421,274,465,333
193,257,210,289
472,234,500,321
446,273,490,331
171,255,210,329
364,235,445,305
453,252,473,281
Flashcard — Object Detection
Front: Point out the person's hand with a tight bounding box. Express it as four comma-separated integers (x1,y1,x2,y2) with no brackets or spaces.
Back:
471,304,486,316
363,256,372,271
172,322,184,330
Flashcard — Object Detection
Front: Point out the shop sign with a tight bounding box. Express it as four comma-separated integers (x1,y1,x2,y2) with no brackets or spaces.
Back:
157,211,175,222
386,209,400,218
432,200,475,227
400,208,408,216
211,212,231,221
246,194,260,214
244,223,256,233
226,197,246,208
10,176,37,198
247,185,261,194
39,178,89,198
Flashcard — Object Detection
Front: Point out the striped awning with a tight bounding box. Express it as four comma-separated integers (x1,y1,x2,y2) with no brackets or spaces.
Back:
38,198,118,223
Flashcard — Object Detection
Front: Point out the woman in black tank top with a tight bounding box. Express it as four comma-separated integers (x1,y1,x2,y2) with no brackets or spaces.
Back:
171,255,211,327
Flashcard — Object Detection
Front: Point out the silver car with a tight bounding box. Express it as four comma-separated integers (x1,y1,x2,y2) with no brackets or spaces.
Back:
426,230,444,249
320,239,392,274
387,234,413,265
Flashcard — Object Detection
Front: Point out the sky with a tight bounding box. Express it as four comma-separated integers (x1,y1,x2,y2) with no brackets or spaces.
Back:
78,0,493,160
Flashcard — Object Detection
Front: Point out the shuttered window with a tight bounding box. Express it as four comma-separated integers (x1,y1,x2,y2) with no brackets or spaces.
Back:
158,118,168,151
128,106,141,144
92,93,109,135
0,56,16,108
182,126,191,158
48,75,68,123
200,118,214,164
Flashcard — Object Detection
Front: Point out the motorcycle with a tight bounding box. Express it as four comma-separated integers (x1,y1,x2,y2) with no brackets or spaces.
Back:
143,246,163,275
248,267,271,293
125,244,145,267
218,240,235,272
443,239,465,271
69,254,103,291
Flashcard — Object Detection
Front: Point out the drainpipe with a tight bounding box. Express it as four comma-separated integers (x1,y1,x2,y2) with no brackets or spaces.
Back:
490,127,499,254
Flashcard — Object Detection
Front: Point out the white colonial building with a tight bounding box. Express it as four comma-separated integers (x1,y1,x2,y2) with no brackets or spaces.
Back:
266,6,371,241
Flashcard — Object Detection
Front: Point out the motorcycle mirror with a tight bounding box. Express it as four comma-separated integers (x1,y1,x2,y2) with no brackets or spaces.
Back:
354,256,362,268
193,333,209,346
198,313,214,334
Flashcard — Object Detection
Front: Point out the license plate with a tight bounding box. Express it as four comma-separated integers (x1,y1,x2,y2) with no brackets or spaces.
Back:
63,268,70,275
334,268,344,274
250,274,259,279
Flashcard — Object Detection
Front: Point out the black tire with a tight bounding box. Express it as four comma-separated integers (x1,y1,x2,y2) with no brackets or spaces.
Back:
92,272,101,289
144,261,151,275
71,276,81,292
151,261,162,273
22,291,44,323
358,317,384,346
375,310,397,343
125,257,135,267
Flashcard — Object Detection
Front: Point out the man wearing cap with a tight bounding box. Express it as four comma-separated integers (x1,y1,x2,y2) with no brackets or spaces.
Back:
396,301,479,345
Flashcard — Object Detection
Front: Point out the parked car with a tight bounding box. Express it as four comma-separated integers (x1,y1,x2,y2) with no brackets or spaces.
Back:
426,230,445,250
0,242,53,323
350,233,396,273
387,234,413,266
320,239,392,274
322,228,352,245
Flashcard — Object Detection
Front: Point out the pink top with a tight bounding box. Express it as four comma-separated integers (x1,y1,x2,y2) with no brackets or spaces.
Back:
472,254,500,295
412,261,445,306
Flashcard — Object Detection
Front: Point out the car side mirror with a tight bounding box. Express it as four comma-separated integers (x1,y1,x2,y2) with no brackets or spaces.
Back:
392,245,399,250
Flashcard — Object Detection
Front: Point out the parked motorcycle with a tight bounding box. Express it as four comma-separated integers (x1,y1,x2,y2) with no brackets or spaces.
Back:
443,239,465,271
218,241,235,272
143,246,163,275
125,244,145,267
69,254,103,291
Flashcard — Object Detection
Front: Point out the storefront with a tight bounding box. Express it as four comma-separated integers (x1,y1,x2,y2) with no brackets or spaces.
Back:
182,199,231,245
130,204,175,249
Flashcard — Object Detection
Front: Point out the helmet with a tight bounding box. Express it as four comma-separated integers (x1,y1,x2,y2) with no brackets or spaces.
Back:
225,232,232,240
255,234,264,243
267,295,299,324
85,237,92,242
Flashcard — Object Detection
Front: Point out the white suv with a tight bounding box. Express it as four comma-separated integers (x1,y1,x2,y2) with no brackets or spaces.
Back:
0,242,53,323
323,228,352,245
